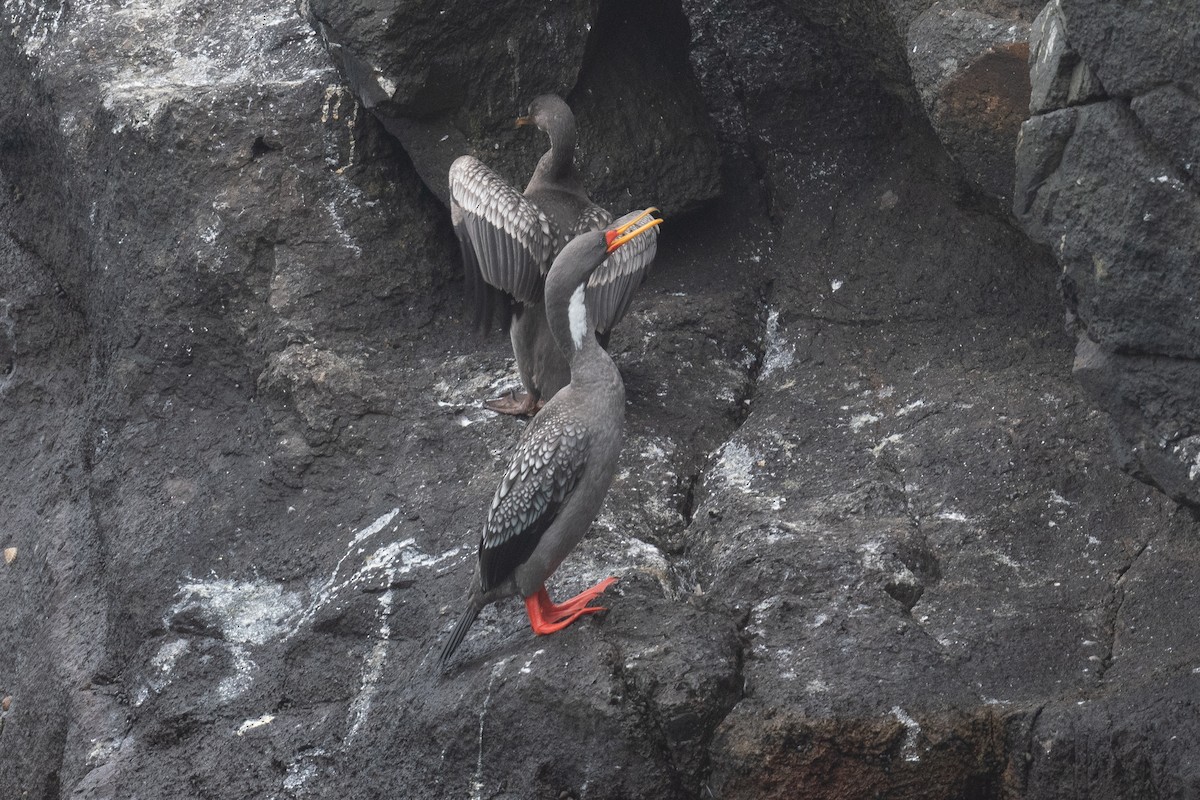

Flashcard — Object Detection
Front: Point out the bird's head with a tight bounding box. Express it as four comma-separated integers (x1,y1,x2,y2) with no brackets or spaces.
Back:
604,208,663,254
554,208,662,281
516,94,573,137
545,209,662,352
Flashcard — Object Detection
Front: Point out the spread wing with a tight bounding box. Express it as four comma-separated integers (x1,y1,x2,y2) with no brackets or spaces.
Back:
586,208,658,336
449,155,562,330
479,417,590,593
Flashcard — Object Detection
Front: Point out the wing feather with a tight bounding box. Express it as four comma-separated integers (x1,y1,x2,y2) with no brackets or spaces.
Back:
572,202,613,236
449,156,561,328
452,199,510,331
586,208,659,335
479,419,590,593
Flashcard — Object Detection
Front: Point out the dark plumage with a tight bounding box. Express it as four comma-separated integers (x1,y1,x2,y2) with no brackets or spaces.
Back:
439,210,663,668
449,94,658,415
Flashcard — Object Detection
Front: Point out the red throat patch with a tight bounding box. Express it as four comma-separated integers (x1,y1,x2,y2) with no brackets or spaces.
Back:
604,229,620,252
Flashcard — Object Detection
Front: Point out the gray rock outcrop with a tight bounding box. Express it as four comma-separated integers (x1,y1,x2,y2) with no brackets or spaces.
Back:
1015,0,1200,513
906,5,1032,203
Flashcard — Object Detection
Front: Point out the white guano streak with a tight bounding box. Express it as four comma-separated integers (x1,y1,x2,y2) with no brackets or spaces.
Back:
568,284,587,349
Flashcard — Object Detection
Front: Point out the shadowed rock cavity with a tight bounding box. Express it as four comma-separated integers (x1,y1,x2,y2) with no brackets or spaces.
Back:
309,0,721,215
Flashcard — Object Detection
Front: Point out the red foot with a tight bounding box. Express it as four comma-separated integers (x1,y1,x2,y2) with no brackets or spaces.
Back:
484,390,543,417
524,577,619,635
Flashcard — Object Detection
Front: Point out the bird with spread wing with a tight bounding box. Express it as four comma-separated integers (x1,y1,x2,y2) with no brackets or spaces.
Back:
449,94,658,416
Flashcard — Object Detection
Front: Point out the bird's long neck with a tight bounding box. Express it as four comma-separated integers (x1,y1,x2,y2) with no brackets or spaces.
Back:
548,281,590,359
532,116,577,184
546,281,610,384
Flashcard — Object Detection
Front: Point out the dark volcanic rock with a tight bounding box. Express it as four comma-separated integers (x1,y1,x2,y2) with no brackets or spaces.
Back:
1026,0,1104,114
1015,0,1200,511
672,10,1200,786
307,0,597,203
3,1,1200,799
1048,0,1200,98
1130,83,1200,183
685,0,1044,206
907,5,1031,203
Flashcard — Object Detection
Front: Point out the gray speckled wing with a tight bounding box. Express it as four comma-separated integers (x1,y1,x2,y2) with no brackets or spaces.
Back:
479,419,591,593
572,202,613,236
586,208,658,336
449,155,564,308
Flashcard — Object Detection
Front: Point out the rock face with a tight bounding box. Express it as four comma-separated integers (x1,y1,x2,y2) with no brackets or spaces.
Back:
684,0,1044,207
907,5,1032,203
1015,0,1200,512
1,2,1198,800
308,0,722,216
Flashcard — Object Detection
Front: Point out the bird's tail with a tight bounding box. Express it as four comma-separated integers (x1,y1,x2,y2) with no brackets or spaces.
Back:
439,602,482,669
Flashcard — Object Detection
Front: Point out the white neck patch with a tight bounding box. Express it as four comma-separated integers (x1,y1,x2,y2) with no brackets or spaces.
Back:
568,284,588,349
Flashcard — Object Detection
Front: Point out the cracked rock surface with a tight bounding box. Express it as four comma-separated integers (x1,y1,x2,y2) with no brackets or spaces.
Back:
1,1,1198,799
1015,0,1200,513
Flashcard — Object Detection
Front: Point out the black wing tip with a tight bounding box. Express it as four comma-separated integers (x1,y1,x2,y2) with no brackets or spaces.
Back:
468,281,514,335
480,503,559,594
458,238,514,335
438,604,482,671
